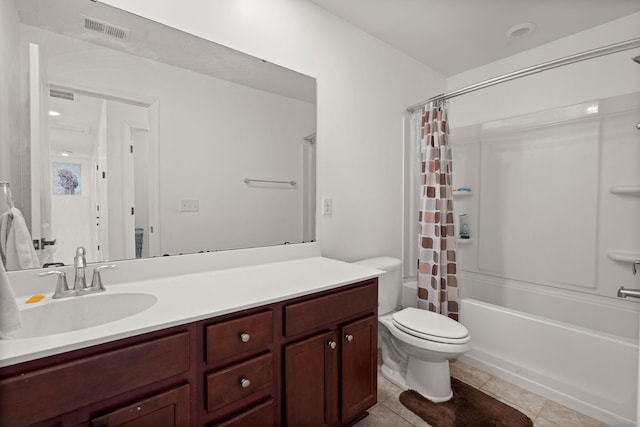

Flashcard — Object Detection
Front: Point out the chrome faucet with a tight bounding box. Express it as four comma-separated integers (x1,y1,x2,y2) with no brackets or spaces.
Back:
37,247,117,297
73,246,88,292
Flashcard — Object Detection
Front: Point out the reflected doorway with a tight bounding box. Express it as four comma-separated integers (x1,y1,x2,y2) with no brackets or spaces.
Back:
45,88,156,265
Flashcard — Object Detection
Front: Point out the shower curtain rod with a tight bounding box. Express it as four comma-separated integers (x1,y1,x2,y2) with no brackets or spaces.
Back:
406,37,640,113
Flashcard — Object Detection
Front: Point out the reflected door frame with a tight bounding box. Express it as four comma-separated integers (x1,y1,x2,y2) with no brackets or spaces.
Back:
122,117,159,259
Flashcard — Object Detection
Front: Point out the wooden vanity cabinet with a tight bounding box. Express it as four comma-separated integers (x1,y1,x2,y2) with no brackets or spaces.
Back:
0,325,196,427
0,278,377,427
284,280,378,427
205,279,378,427
201,309,276,426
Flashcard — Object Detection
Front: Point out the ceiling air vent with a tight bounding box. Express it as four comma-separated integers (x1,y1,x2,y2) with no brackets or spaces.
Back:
83,17,129,40
50,88,74,101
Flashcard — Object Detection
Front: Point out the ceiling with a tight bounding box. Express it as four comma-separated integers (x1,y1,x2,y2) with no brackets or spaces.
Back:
309,0,640,76
48,92,103,157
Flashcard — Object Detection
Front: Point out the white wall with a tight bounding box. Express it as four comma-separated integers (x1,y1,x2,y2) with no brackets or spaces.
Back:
97,0,445,262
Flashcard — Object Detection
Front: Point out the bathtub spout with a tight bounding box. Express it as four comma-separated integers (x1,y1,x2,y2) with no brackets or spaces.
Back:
617,286,640,299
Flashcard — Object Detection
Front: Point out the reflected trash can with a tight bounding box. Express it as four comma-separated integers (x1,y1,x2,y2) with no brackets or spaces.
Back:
135,228,144,258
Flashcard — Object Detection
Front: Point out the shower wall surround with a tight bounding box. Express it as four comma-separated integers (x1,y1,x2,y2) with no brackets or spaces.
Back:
432,10,640,330
452,92,640,330
451,98,640,424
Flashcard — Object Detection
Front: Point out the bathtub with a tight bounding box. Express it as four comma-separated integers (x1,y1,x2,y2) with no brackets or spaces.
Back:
459,297,638,426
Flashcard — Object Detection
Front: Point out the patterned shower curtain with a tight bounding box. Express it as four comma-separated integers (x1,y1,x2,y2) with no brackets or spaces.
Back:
417,100,459,320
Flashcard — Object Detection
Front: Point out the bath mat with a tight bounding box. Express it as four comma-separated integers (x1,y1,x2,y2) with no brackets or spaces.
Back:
399,378,533,427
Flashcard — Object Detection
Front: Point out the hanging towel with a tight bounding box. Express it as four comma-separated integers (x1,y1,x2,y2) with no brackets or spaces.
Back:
0,259,21,338
0,208,40,270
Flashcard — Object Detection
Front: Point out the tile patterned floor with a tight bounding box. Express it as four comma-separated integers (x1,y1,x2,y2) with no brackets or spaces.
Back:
354,359,606,427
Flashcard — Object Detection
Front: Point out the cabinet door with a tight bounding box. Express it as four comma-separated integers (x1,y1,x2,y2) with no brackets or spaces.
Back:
341,315,377,424
91,384,190,427
285,331,339,427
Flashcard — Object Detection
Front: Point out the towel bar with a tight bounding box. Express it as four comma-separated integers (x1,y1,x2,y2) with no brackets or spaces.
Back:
243,178,296,186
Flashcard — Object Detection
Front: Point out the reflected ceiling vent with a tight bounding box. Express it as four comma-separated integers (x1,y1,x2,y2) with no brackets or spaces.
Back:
50,88,74,101
83,16,129,40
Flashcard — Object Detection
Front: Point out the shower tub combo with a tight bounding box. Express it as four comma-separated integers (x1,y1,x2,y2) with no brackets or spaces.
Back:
457,273,638,427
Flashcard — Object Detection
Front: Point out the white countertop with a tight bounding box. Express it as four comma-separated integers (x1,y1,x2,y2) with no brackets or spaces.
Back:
0,253,380,368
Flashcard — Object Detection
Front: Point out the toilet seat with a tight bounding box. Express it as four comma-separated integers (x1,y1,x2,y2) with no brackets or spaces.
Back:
392,308,470,345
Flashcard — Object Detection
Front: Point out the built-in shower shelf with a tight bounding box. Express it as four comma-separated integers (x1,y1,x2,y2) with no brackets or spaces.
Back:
609,185,640,195
453,190,473,197
607,251,640,263
457,238,473,245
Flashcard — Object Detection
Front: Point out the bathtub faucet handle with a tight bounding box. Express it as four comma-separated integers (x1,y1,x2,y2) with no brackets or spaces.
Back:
633,260,640,275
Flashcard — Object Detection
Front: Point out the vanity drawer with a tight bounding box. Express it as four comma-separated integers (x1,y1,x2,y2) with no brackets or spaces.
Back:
284,280,377,337
0,331,190,426
206,352,273,413
206,310,273,365
212,399,274,427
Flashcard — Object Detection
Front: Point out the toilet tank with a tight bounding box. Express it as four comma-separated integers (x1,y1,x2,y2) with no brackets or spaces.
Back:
353,257,401,315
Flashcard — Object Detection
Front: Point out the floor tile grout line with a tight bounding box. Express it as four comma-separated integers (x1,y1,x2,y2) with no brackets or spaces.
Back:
380,393,427,427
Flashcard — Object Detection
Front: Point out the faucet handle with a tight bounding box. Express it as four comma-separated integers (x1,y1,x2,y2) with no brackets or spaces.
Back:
38,270,75,299
90,264,117,291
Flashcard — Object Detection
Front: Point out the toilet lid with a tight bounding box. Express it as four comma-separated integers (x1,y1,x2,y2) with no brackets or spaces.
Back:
392,307,469,343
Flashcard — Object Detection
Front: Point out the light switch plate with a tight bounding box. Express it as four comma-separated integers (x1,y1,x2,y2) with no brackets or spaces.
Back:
180,199,199,212
322,197,332,216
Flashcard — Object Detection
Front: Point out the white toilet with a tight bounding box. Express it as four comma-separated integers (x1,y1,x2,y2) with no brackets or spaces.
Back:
353,257,470,402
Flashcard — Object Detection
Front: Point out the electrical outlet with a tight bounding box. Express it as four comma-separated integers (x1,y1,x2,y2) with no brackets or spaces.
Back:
180,199,199,212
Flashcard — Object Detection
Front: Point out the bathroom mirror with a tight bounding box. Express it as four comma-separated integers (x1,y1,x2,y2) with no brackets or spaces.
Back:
1,0,317,269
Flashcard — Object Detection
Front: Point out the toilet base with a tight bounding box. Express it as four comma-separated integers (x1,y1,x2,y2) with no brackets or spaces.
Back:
380,363,408,391
381,359,454,403
406,356,453,402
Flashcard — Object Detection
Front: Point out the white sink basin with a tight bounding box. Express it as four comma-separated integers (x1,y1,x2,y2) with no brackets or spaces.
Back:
11,293,157,339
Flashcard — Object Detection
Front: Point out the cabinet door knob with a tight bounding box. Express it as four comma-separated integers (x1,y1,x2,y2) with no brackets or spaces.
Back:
240,333,250,343
345,334,354,342
328,341,337,350
240,378,251,388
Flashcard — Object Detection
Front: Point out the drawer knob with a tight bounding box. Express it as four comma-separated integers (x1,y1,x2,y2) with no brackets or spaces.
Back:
328,341,337,350
240,378,251,389
240,333,250,343
345,334,354,342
